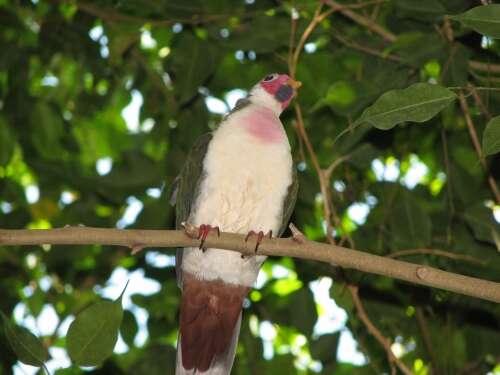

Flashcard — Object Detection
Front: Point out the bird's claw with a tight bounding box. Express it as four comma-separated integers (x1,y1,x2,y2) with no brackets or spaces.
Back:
197,224,220,251
181,222,198,238
289,223,306,244
243,230,272,257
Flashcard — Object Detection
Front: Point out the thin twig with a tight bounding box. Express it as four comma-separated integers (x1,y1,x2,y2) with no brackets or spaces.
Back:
467,83,492,121
441,129,454,246
325,0,396,42
324,155,350,179
469,60,500,74
332,32,402,63
290,2,328,78
77,0,271,26
415,307,440,374
348,285,413,375
457,92,500,204
387,248,487,266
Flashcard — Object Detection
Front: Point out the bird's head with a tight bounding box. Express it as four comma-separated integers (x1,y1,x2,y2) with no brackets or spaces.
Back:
260,73,302,109
249,73,302,114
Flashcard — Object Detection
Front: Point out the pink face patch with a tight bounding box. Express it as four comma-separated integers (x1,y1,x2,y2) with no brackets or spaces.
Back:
260,73,296,109
240,105,285,143
260,74,290,96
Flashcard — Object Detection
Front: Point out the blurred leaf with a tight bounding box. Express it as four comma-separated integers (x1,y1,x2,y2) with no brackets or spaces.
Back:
289,288,317,337
130,345,176,375
355,83,456,130
26,288,45,317
396,34,447,67
0,117,15,166
310,333,340,364
1,312,48,367
347,143,380,169
262,354,296,374
450,5,500,38
464,203,500,249
172,33,218,103
389,193,432,248
441,43,471,86
30,102,64,159
396,0,446,14
107,23,140,65
482,115,500,157
224,16,290,53
66,283,127,366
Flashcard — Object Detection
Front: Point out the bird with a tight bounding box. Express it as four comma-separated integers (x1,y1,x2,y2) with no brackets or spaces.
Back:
173,73,301,375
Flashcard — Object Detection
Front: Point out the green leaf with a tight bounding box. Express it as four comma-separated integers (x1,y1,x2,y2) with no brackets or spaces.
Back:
120,310,138,347
355,83,457,130
1,312,49,367
316,80,379,116
66,282,128,366
482,115,500,156
450,5,500,39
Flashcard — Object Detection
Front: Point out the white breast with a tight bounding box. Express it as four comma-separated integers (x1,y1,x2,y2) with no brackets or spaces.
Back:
181,106,293,286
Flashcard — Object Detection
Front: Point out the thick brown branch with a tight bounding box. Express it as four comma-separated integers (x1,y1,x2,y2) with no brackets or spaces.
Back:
1,227,499,303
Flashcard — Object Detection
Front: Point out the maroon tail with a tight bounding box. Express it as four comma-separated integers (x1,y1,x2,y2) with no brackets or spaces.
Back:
178,272,249,372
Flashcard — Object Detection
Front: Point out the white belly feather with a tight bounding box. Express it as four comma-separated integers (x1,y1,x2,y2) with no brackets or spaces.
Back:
181,109,293,286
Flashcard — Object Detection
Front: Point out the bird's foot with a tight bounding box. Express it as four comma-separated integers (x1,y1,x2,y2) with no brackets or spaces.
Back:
197,224,220,252
289,223,306,244
242,230,272,258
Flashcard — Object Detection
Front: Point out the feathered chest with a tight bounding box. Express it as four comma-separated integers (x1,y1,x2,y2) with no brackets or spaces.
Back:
190,109,293,234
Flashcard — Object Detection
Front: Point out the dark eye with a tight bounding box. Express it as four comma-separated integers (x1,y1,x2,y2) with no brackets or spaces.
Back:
263,74,277,82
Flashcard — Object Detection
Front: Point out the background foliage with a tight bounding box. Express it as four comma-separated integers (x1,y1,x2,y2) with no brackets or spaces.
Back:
1,0,500,374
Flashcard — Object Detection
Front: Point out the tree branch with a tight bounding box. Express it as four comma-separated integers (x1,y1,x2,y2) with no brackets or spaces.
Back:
468,60,500,75
325,0,396,42
1,227,499,303
387,248,487,266
348,285,413,375
415,307,440,374
457,92,500,204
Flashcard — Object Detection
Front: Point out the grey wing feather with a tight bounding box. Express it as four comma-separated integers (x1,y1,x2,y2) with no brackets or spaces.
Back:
278,165,299,237
174,133,213,287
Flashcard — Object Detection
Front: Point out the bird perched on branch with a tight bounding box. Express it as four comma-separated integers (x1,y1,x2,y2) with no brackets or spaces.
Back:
173,73,301,375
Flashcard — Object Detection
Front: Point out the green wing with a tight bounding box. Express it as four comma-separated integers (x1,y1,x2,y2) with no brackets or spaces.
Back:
174,132,213,229
278,165,299,237
173,133,213,285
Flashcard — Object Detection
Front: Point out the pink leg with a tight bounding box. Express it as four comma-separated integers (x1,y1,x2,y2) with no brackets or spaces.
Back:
244,230,272,255
198,224,220,251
